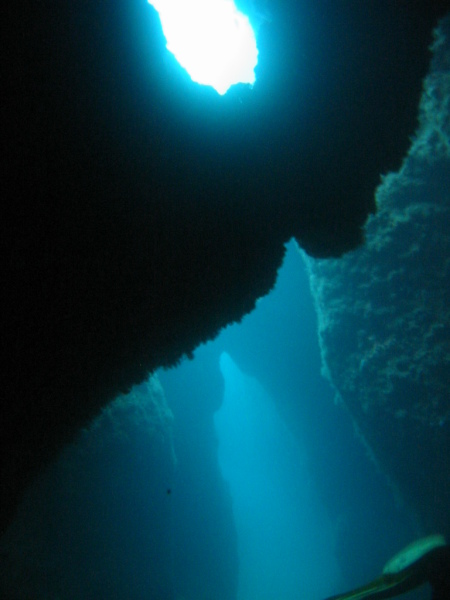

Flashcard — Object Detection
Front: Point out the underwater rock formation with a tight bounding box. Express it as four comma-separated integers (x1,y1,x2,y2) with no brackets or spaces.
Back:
305,17,450,535
159,352,239,600
0,373,238,600
0,377,178,599
2,1,449,533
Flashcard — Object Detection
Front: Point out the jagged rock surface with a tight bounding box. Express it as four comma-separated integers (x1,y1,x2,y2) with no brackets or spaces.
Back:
306,18,450,534
2,0,448,534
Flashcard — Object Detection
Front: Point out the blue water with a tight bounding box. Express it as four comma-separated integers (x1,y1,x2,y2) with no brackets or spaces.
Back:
0,242,428,599
159,240,423,600
216,352,341,600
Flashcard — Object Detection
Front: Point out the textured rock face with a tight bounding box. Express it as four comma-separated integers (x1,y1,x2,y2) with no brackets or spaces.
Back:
306,19,450,534
2,0,448,534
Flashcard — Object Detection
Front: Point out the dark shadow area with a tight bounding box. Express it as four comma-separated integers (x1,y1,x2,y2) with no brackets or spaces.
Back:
2,0,448,533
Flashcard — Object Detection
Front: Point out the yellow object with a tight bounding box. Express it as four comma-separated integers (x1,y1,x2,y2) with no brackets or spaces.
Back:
382,534,446,575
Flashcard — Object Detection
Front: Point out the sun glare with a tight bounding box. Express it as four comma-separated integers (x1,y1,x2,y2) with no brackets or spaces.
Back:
148,0,259,95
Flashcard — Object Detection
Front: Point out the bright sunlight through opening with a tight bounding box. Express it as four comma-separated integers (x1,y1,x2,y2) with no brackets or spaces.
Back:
148,0,259,95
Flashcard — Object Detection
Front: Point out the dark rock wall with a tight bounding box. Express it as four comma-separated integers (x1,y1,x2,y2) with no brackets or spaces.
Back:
0,378,173,599
305,18,450,535
0,373,238,600
2,0,448,534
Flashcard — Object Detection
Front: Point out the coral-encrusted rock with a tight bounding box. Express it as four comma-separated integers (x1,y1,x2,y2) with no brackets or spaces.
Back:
306,18,450,534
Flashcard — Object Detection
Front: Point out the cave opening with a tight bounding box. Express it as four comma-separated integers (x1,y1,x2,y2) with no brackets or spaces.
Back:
147,0,259,95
